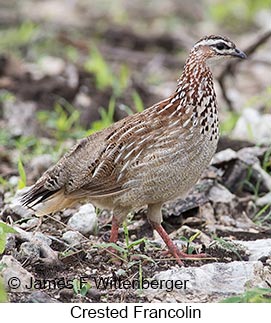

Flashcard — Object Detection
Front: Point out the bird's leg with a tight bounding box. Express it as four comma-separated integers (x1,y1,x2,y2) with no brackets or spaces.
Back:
147,204,206,265
109,215,119,243
100,214,121,259
150,221,183,265
106,210,127,259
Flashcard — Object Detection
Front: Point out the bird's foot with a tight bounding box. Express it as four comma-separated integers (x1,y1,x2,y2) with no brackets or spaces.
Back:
151,222,207,266
163,244,207,266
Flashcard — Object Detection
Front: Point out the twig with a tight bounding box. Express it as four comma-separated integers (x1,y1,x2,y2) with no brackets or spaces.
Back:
218,30,271,111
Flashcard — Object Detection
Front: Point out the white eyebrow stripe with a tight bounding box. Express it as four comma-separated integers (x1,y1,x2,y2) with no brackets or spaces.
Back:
195,38,232,47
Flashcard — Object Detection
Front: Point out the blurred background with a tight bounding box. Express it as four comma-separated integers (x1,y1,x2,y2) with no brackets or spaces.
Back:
0,0,270,183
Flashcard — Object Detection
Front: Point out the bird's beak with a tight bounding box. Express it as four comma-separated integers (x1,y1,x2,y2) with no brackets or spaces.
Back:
231,48,247,59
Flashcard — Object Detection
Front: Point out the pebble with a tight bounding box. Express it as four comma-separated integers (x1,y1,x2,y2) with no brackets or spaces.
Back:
62,231,84,246
59,289,74,302
233,108,271,145
39,56,65,76
20,218,40,229
26,291,60,303
10,187,35,218
87,288,101,302
67,204,97,235
30,154,54,177
208,183,235,204
3,100,38,137
0,255,34,292
236,239,271,261
256,192,271,207
145,238,271,302
33,232,52,246
148,261,267,297
19,242,40,260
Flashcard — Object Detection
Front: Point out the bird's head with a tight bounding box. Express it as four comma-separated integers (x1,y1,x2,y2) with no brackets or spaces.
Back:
192,35,247,65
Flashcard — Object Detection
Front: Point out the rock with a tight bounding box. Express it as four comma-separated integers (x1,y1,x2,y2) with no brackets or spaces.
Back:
236,239,271,261
212,148,237,164
252,163,271,191
14,227,58,265
65,64,79,88
232,108,271,145
59,289,74,302
3,100,38,137
39,56,65,76
0,255,34,292
12,226,33,241
213,146,271,195
8,176,19,187
13,227,51,247
19,242,40,260
237,146,267,164
33,232,52,246
30,154,54,178
256,192,271,207
217,136,254,153
87,288,101,302
145,261,269,302
62,231,84,246
29,234,58,265
10,187,35,218
20,218,40,229
26,291,60,303
208,183,235,204
74,91,92,109
67,204,97,235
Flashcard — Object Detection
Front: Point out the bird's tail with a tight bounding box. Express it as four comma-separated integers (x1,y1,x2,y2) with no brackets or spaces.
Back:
20,181,76,216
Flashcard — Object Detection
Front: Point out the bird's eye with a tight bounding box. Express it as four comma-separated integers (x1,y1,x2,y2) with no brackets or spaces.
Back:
215,43,229,51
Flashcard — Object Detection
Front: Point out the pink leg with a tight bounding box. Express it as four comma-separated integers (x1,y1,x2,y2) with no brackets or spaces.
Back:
110,215,119,243
151,222,206,265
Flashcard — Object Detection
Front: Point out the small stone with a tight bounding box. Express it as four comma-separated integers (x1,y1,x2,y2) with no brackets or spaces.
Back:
235,239,271,261
0,255,34,292
62,231,84,246
30,154,53,177
232,108,271,145
26,291,60,303
256,192,271,207
8,176,19,187
59,289,74,302
87,288,101,302
150,260,268,296
67,204,97,235
208,184,235,204
130,234,137,241
62,208,75,218
10,187,35,218
3,100,38,137
65,64,79,88
212,148,237,164
19,242,40,260
33,232,52,246
39,56,65,76
20,218,40,229
74,91,91,108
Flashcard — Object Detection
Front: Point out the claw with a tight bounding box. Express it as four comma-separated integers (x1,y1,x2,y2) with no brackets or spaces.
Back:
151,222,206,265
